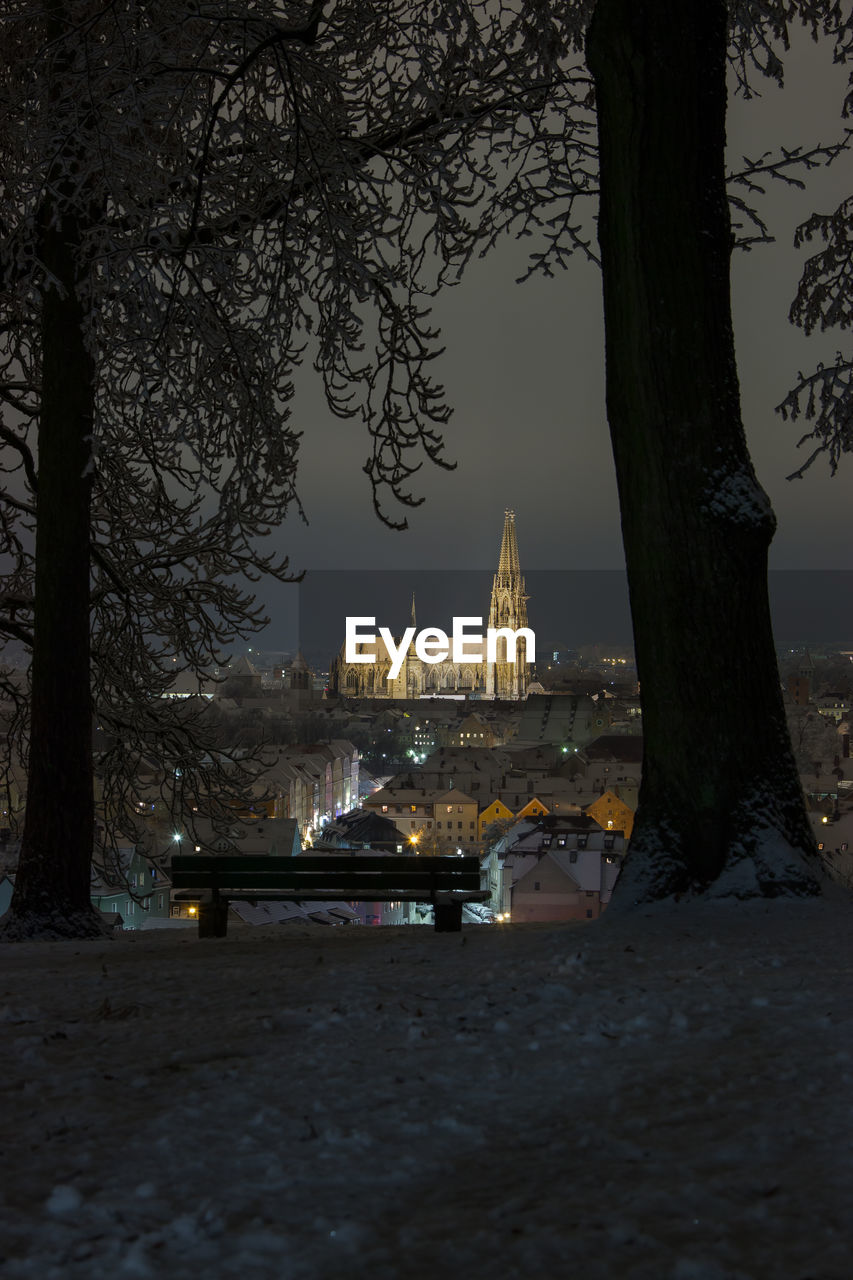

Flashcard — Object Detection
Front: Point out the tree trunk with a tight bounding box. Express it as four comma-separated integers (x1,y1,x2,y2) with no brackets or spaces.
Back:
1,206,104,940
1,2,105,939
586,0,821,901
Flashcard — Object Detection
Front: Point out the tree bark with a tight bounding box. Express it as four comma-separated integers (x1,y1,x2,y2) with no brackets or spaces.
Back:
586,0,821,900
0,2,106,939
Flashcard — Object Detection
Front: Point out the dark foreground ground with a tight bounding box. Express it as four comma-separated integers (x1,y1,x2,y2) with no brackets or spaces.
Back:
1,899,851,1279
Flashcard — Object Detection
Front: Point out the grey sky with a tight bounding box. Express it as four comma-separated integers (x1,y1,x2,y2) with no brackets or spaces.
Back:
260,29,851,648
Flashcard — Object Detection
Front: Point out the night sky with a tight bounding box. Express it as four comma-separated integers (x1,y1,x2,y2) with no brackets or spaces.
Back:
256,31,852,654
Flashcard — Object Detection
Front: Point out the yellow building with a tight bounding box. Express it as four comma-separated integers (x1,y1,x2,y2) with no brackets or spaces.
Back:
516,797,550,821
433,788,479,851
478,797,516,842
585,789,635,840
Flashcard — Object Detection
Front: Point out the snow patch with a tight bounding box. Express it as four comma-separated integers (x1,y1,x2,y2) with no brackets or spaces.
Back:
45,1185,83,1215
700,465,774,529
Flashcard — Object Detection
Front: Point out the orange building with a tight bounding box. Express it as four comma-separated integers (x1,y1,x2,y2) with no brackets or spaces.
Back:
585,789,635,840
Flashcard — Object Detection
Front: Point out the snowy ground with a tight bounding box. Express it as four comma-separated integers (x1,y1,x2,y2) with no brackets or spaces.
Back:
1,900,851,1280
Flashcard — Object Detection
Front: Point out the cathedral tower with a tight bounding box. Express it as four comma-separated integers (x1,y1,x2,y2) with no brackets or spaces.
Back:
486,509,530,699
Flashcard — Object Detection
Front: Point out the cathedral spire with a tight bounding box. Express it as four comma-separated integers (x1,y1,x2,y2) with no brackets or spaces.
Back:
487,509,529,700
497,508,521,581
411,591,417,630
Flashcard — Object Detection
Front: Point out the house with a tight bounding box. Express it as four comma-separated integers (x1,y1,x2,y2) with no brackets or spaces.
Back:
91,847,172,930
490,816,625,922
363,786,438,848
362,783,481,852
269,741,360,838
585,788,635,839
578,734,643,797
515,796,550,822
438,712,498,749
431,788,479,851
478,797,516,842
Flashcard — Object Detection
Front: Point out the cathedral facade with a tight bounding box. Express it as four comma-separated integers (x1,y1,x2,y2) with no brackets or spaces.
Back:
330,510,531,700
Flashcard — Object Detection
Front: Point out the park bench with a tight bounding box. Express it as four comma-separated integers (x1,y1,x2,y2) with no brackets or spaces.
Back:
170,853,489,936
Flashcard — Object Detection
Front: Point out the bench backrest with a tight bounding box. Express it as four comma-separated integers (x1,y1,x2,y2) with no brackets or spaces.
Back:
170,853,482,892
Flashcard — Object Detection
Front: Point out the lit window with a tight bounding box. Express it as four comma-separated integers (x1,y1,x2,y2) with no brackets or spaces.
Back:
381,804,388,813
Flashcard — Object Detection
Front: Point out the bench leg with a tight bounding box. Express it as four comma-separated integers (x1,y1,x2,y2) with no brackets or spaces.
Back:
198,894,228,938
434,903,462,933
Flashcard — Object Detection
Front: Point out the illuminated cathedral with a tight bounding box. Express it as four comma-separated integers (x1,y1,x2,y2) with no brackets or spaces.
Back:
330,510,531,700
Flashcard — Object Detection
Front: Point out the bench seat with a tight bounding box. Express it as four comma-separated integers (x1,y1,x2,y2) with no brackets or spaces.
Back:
170,853,489,934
